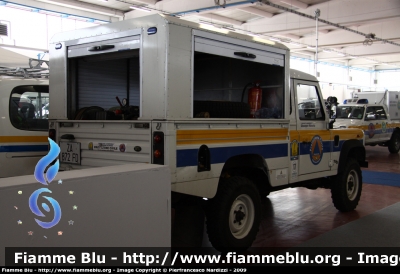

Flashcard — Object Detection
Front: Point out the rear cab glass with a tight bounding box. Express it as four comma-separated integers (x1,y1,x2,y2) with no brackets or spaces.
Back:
9,85,49,131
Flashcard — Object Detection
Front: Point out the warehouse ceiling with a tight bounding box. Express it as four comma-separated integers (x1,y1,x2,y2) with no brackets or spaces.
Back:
5,0,400,70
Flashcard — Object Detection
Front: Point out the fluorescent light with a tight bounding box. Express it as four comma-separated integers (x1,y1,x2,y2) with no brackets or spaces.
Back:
269,37,280,42
252,37,275,45
199,24,229,34
199,20,215,27
248,32,260,37
336,52,346,56
130,5,151,12
222,26,235,31
322,49,331,53
279,38,291,43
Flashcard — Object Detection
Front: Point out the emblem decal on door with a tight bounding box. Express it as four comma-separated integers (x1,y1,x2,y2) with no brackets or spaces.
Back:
310,135,323,165
368,123,375,138
381,122,387,133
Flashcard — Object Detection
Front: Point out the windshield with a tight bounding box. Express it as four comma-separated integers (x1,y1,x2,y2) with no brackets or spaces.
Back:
336,106,365,119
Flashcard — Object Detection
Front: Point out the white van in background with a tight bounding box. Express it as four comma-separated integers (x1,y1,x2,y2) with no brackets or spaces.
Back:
0,60,49,178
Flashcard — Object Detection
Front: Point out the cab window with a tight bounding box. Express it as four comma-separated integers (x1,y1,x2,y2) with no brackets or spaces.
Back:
296,84,325,120
365,106,387,120
9,85,49,131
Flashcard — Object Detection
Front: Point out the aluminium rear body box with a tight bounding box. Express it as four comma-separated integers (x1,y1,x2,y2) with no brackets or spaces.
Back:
49,14,367,252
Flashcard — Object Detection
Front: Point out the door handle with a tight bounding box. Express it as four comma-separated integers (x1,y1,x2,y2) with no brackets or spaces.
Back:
88,45,115,52
234,52,256,59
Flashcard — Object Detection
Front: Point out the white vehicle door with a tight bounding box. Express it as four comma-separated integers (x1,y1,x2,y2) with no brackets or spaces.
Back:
294,80,332,175
365,105,389,142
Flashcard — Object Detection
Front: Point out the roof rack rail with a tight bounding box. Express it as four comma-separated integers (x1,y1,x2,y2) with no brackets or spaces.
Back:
0,58,49,78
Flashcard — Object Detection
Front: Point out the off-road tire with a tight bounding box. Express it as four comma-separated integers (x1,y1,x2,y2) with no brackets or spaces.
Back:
204,176,261,252
331,158,362,212
388,131,400,154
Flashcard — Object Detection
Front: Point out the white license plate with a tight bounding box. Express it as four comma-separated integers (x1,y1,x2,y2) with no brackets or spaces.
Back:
60,142,81,164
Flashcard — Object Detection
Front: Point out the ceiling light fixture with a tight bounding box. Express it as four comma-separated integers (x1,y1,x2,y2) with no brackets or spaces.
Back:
199,20,214,26
222,25,235,31
248,32,260,37
290,41,302,46
363,33,375,46
130,5,152,12
268,37,281,42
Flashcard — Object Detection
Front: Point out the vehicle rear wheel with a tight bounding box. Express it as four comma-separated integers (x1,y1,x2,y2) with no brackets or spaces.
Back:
331,158,362,212
205,176,261,252
388,131,400,154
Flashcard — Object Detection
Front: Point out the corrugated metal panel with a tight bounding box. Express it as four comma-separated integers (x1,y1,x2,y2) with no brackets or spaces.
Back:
78,58,126,110
0,24,7,36
78,58,140,110
129,57,140,106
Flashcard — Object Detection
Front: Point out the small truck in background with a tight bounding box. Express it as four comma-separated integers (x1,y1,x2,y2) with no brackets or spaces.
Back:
48,14,368,252
334,91,400,153
0,59,49,178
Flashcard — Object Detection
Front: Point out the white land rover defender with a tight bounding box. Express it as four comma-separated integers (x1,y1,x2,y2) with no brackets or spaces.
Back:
335,91,400,154
48,14,368,252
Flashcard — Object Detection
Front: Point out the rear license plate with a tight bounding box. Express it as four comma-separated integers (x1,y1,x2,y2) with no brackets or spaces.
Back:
60,142,81,164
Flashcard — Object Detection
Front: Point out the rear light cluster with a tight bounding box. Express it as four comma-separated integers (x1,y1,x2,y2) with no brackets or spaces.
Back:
153,131,164,165
49,129,56,141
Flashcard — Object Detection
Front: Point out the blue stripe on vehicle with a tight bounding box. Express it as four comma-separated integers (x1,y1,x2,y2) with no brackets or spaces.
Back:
176,143,288,167
299,140,333,155
0,145,48,153
295,139,363,154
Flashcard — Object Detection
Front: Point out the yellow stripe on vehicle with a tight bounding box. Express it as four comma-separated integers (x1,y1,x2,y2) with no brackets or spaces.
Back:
331,128,365,139
0,136,48,143
177,128,288,145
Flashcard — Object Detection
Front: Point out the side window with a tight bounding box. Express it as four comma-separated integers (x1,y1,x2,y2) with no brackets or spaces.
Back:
375,106,387,119
193,36,285,119
365,106,387,120
365,107,376,120
296,84,325,120
9,85,49,131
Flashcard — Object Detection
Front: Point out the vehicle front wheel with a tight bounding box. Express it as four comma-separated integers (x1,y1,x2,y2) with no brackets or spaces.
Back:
388,131,400,154
205,176,261,253
331,158,362,212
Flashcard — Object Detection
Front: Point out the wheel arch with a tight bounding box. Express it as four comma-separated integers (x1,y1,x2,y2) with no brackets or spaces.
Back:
220,153,271,195
391,127,400,135
338,139,368,173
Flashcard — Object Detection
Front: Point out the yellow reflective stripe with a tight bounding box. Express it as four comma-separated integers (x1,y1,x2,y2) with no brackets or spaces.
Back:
331,128,365,139
177,128,288,145
0,136,48,143
349,122,400,131
290,129,364,141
